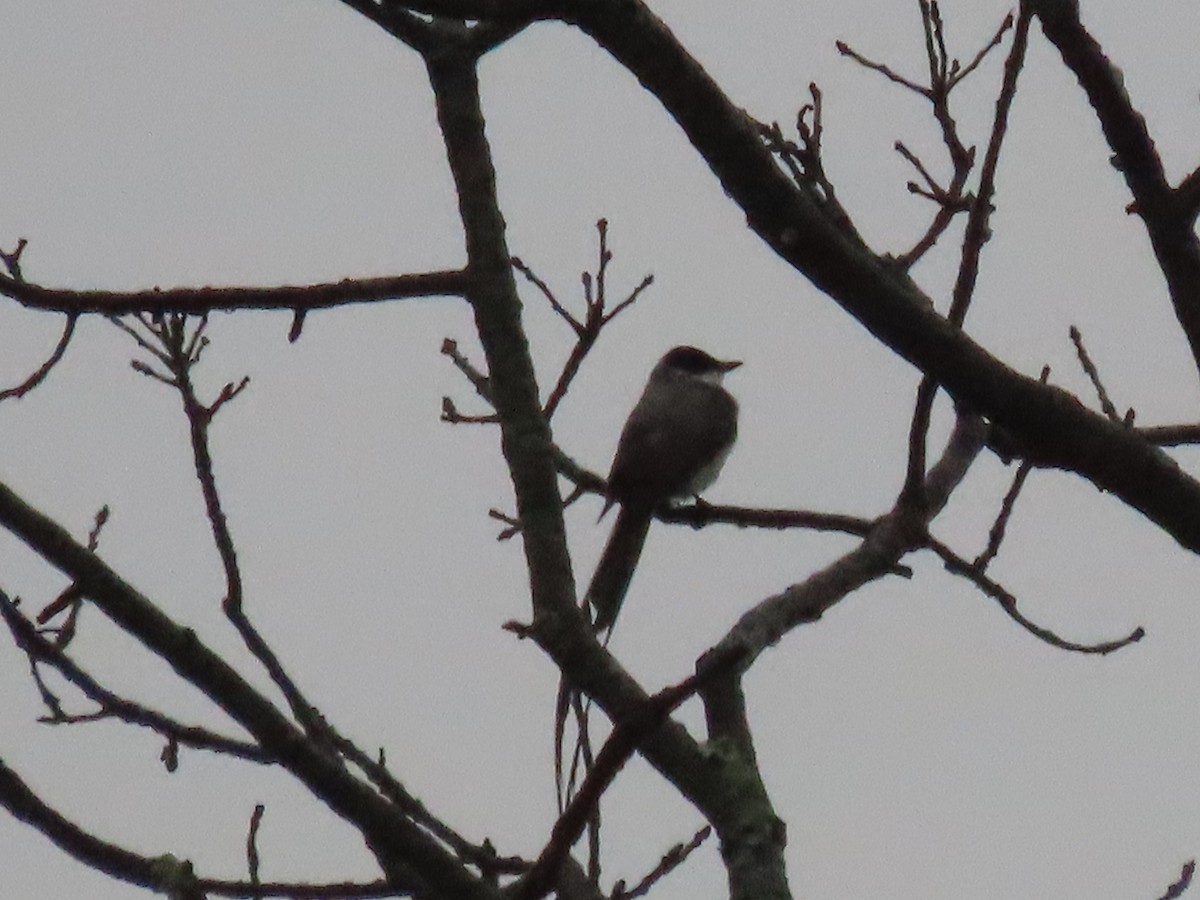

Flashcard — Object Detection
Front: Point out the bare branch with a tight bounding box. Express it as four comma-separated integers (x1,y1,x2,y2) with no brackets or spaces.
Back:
888,11,1019,269
196,878,398,898
615,825,711,900
900,377,940,511
598,272,654,327
974,460,1033,571
338,0,439,51
1070,325,1121,421
442,338,493,404
0,756,205,896
759,86,858,238
324,735,523,883
247,805,266,887
516,664,730,900
706,413,986,674
1,269,470,316
0,477,496,896
948,11,1015,88
512,256,581,333
836,40,929,96
515,221,655,421
0,313,77,401
0,237,29,279
551,438,875,539
901,10,1029,504
2,592,272,763
1029,0,1200,377
1138,423,1200,446
442,397,500,424
945,6,1030,327
368,0,552,19
929,537,1145,654
1156,860,1196,900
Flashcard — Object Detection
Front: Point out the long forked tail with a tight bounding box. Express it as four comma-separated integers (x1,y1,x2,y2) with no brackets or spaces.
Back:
585,503,653,632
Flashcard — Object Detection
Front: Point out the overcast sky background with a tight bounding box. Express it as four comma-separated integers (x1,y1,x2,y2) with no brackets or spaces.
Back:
2,2,1200,898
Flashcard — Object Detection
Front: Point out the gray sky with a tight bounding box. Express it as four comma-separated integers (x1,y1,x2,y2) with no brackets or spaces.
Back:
2,2,1200,898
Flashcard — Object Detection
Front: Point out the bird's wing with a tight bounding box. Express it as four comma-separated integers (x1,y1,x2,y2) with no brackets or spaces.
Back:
608,381,738,503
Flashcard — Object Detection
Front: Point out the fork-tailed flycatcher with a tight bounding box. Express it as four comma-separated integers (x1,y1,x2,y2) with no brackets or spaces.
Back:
586,345,741,632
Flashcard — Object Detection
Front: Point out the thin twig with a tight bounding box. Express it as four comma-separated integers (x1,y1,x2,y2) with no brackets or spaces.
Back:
108,316,173,369
517,663,732,900
836,40,929,96
512,256,580,333
115,315,337,751
35,506,109,628
247,804,265,887
599,273,654,327
441,338,493,404
0,237,28,279
616,825,711,900
1069,325,1121,421
947,6,1030,327
895,141,948,202
0,313,77,401
442,397,500,425
324,730,519,879
759,86,857,235
1,592,271,763
1156,860,1195,900
928,537,1144,654
900,377,940,509
974,460,1032,571
594,218,611,327
525,220,654,420
949,11,1015,89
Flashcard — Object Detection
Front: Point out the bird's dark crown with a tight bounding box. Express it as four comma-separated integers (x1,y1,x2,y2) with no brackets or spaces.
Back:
661,345,740,374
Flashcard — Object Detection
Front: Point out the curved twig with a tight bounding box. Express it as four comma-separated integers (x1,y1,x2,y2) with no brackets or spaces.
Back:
928,537,1144,654
0,313,77,401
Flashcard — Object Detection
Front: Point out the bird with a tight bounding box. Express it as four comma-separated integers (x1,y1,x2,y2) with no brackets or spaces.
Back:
586,345,741,632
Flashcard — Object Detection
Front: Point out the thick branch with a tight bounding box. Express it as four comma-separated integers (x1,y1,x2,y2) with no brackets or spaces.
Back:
699,677,788,900
1027,0,1200,376
0,756,401,899
379,0,554,19
425,52,578,625
0,756,203,896
705,414,986,671
557,0,1200,554
0,480,497,900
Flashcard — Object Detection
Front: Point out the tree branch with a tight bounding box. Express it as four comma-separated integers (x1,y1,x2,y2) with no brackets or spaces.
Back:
0,479,498,899
704,413,986,672
1027,0,1200,378
1,592,272,764
558,0,1200,554
0,313,77,401
0,756,205,896
0,270,470,316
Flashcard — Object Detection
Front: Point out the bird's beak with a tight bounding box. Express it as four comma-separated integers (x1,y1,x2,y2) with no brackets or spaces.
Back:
720,358,743,372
